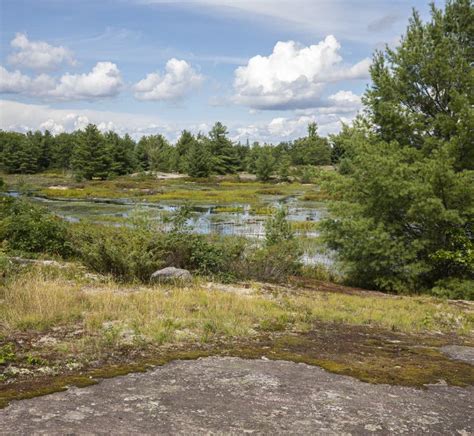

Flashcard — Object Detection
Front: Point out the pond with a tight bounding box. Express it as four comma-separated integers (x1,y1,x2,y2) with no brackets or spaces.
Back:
6,191,333,266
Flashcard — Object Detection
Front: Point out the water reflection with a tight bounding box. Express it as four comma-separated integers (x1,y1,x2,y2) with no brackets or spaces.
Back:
6,191,332,265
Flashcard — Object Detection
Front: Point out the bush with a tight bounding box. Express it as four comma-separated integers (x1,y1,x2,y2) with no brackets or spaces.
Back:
70,218,248,282
431,279,474,301
242,241,302,282
70,223,164,282
238,206,302,282
0,197,71,257
265,207,294,247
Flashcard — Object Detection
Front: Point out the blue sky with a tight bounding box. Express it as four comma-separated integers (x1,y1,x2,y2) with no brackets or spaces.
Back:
0,0,435,142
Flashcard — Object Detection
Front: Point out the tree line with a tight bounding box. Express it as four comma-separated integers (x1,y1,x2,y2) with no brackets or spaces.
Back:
0,121,334,181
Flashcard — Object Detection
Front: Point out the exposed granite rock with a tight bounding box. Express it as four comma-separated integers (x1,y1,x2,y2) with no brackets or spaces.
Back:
1,357,473,435
441,345,474,365
150,267,192,284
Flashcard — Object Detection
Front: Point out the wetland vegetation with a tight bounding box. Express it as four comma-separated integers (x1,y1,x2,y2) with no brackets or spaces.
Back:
0,0,473,406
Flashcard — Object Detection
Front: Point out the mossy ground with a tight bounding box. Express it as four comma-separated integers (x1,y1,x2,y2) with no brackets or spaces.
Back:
1,268,473,409
2,323,473,409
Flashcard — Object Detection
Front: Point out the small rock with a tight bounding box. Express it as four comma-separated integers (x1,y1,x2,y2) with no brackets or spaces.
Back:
150,267,192,284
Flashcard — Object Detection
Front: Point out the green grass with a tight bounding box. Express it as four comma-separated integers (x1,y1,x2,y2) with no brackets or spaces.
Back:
2,172,316,205
2,266,472,341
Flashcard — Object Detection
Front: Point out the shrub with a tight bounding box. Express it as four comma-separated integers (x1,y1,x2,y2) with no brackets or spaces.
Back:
71,218,248,282
238,206,302,282
242,241,302,282
70,223,164,282
0,197,71,257
265,207,294,247
431,279,474,301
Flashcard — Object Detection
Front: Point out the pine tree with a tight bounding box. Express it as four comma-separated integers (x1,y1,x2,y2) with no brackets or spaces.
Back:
322,0,474,294
364,0,473,170
105,132,136,176
187,139,210,178
208,122,239,174
71,124,109,180
255,147,276,181
175,130,195,172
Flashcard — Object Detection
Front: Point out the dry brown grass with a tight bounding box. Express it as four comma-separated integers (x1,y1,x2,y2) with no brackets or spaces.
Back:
2,267,473,348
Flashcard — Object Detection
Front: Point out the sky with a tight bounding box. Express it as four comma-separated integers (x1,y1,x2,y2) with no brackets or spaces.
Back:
0,0,435,143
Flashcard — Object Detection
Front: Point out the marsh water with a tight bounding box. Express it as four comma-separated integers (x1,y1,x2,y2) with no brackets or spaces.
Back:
7,191,333,266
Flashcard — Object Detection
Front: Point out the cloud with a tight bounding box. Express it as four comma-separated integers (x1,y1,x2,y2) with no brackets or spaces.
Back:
0,99,179,140
48,62,123,100
8,33,76,71
0,66,56,94
233,36,370,110
231,90,362,142
136,0,412,44
367,14,402,32
0,62,123,101
0,88,361,144
133,58,203,101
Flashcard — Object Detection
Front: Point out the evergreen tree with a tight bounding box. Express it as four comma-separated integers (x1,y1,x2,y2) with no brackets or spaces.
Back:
175,130,196,173
148,134,175,172
322,0,474,294
39,130,53,171
71,124,110,180
187,139,210,178
51,132,76,170
135,136,151,171
1,132,26,173
105,132,136,176
255,146,276,181
278,155,291,181
291,123,331,166
364,0,473,170
207,122,239,174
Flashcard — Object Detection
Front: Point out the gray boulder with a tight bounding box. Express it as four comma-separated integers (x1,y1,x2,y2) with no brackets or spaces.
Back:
150,267,192,284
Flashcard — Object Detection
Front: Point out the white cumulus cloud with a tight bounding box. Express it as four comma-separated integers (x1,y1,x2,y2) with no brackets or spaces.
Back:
8,33,76,71
133,58,203,101
48,62,123,100
233,36,370,110
0,66,56,95
0,62,123,101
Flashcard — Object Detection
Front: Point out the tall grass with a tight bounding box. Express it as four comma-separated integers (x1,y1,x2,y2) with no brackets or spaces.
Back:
2,269,472,344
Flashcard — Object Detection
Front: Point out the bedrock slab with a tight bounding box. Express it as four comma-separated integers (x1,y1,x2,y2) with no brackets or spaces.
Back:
1,357,473,435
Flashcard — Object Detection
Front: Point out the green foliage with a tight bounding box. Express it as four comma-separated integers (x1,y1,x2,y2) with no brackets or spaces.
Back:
431,278,474,300
0,197,72,257
71,124,110,180
255,146,276,181
322,0,474,297
364,0,474,170
26,354,48,366
187,138,211,178
277,155,291,182
244,242,302,282
265,207,295,247
322,137,473,293
291,123,331,166
0,344,15,365
207,122,239,174
1,132,40,174
70,222,163,282
175,130,196,172
251,206,302,281
105,132,137,176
